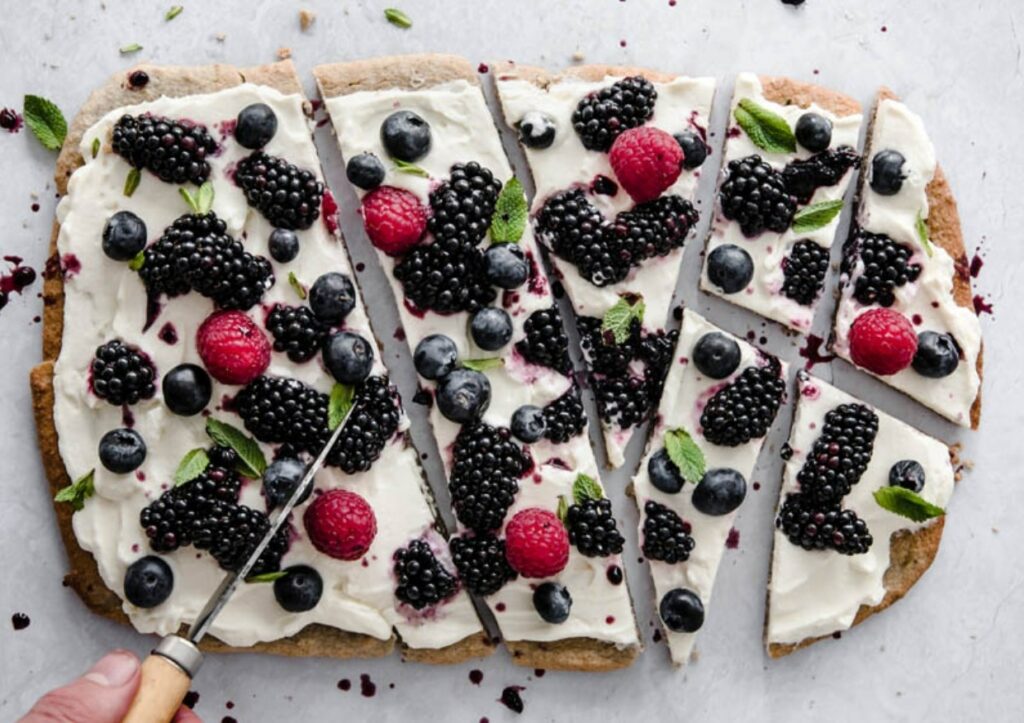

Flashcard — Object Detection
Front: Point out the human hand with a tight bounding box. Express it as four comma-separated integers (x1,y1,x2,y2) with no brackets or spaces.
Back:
20,649,202,723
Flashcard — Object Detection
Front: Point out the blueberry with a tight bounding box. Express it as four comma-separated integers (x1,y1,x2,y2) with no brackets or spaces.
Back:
648,448,684,494
692,332,741,379
309,272,356,324
469,307,513,351
516,111,556,149
273,565,323,612
795,112,833,152
692,468,747,516
162,364,212,416
674,130,708,169
124,556,173,608
263,458,311,509
889,459,926,492
912,331,959,378
533,582,572,623
102,211,147,261
436,368,491,423
268,228,300,263
484,244,529,289
659,587,704,633
870,149,906,196
511,405,546,443
380,110,431,162
413,334,459,380
323,332,374,385
98,428,147,473
346,152,386,190
235,103,278,149
706,244,754,294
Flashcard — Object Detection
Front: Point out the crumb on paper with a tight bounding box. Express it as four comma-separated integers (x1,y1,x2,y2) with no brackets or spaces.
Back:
572,50,585,63
299,9,316,31
277,47,292,60
689,648,699,663
215,32,226,42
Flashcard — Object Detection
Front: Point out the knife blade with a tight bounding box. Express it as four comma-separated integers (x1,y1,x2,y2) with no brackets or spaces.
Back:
122,401,355,723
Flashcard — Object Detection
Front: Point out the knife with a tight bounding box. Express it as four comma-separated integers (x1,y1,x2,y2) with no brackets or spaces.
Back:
122,405,352,723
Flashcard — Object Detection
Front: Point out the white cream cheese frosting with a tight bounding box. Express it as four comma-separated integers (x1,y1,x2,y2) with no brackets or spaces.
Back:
766,372,955,645
496,72,716,468
52,83,482,650
832,97,981,427
322,78,639,648
632,309,787,664
702,72,863,332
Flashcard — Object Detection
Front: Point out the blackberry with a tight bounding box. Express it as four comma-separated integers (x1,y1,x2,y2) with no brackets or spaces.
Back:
393,539,458,609
593,375,650,429
139,466,241,553
138,229,192,300
700,356,785,447
776,494,873,555
537,189,632,287
641,500,694,564
393,237,496,314
577,315,639,376
236,375,327,450
207,445,239,471
206,504,290,575
572,76,658,151
448,423,527,533
640,328,678,406
542,384,587,443
111,114,217,185
782,240,830,306
322,376,401,474
90,340,157,406
449,533,516,596
266,304,328,362
842,230,921,307
515,305,572,375
565,497,625,557
613,195,699,258
796,403,878,506
719,155,797,237
235,151,324,231
781,147,860,204
427,162,502,247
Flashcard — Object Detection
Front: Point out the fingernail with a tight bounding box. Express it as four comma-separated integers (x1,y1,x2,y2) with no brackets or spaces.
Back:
84,650,139,687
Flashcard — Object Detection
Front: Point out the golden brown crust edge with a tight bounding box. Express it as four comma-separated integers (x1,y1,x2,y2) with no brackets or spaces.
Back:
491,59,678,87
315,54,642,671
759,74,862,117
35,59,489,663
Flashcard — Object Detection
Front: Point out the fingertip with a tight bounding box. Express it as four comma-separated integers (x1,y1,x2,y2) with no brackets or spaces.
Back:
84,649,141,687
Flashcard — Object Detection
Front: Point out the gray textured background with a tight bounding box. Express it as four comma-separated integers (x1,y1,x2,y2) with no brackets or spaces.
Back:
1,1,1021,720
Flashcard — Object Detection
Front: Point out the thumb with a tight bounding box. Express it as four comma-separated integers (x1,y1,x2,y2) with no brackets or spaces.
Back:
22,649,141,723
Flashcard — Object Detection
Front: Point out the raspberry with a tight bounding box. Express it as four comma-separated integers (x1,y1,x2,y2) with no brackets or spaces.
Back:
234,151,324,231
90,340,157,406
504,507,570,578
572,76,658,152
427,162,502,247
361,186,427,255
265,304,328,363
848,308,918,375
609,126,684,203
303,489,377,561
449,533,516,596
111,114,217,185
393,539,458,609
196,310,271,385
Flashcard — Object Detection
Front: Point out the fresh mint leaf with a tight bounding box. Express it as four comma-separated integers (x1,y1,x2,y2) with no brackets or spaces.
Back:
556,495,569,523
384,8,412,28
288,271,307,300
791,199,845,233
124,168,141,197
120,43,144,55
393,159,429,177
873,486,945,523
734,98,796,154
205,418,267,478
166,5,184,21
54,469,95,511
174,448,209,487
246,571,287,583
328,383,355,431
91,137,100,158
915,212,934,258
128,250,146,271
664,428,705,485
461,357,503,372
601,296,645,345
489,177,528,243
572,473,604,504
23,95,67,151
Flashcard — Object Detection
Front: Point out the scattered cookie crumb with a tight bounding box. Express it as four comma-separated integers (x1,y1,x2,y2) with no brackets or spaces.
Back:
215,32,226,42
689,648,700,663
571,50,585,63
277,47,292,60
299,9,316,31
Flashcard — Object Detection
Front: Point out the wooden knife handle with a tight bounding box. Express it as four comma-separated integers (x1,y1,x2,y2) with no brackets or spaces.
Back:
122,654,191,723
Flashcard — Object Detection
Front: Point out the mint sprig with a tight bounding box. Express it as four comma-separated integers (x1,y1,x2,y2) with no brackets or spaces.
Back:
873,486,945,523
393,159,429,177
23,95,67,151
124,168,141,197
791,199,845,233
489,177,528,243
54,470,95,511
288,271,307,300
461,357,503,372
664,428,705,485
915,212,934,258
384,8,412,28
128,250,146,271
174,448,210,487
328,383,355,431
601,296,645,345
179,181,214,215
205,418,267,478
91,138,100,158
120,43,144,55
166,5,184,21
572,473,604,504
246,571,287,583
733,98,796,154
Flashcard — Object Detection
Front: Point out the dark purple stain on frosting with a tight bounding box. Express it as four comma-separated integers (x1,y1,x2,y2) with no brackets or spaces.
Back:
725,527,740,549
159,322,178,345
